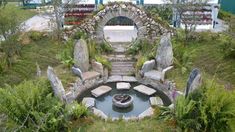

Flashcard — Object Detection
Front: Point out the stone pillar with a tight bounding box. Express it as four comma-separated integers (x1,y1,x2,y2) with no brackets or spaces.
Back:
74,39,90,72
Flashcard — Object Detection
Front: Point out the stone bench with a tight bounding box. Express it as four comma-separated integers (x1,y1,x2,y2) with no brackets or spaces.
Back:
91,85,112,97
133,85,156,96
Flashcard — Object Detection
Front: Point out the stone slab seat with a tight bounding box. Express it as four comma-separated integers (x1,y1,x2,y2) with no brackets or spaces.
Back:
143,66,174,82
82,71,101,81
91,85,112,97
133,85,156,96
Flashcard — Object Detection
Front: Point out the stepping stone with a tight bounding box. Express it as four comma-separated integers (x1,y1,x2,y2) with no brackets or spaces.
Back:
122,76,137,82
149,97,163,106
82,97,95,108
107,75,122,82
133,85,156,96
91,85,112,97
138,107,154,119
116,82,131,90
92,108,108,120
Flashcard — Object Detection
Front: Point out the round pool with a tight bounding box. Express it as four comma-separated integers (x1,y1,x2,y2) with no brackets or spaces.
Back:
78,82,171,118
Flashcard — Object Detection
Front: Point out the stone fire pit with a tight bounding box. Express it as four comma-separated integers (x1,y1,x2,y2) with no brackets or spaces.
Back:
112,94,133,108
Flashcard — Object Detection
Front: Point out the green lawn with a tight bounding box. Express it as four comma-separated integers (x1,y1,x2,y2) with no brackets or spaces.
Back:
69,115,175,132
167,32,235,91
5,2,37,23
0,35,62,87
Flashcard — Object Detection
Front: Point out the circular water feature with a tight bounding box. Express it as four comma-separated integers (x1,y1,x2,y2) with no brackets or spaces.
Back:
78,82,171,118
112,94,133,108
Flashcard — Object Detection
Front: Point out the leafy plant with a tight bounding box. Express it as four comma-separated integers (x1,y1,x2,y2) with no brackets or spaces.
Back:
98,42,113,54
28,31,44,41
66,102,88,120
159,82,235,132
0,78,68,131
95,55,111,71
0,35,21,67
56,39,75,68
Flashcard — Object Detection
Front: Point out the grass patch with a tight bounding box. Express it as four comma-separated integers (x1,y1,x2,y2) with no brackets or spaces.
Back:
0,35,63,87
69,115,175,132
5,2,37,23
167,31,235,91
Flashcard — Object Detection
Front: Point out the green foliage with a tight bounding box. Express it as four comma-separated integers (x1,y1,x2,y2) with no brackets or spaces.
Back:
218,10,232,21
95,55,111,71
0,4,20,39
73,30,87,40
200,85,235,131
0,35,21,67
66,102,88,120
56,39,75,68
87,39,98,60
0,78,68,131
160,83,235,131
135,54,148,71
97,42,113,54
127,39,156,59
145,6,173,25
218,34,235,59
28,31,44,41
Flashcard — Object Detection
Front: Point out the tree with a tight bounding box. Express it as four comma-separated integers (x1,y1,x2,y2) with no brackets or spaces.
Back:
0,6,20,40
170,0,209,42
0,0,7,7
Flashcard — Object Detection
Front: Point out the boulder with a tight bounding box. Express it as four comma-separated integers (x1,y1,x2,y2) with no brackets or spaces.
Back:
140,60,155,76
156,34,173,70
185,68,202,97
74,39,89,72
47,66,66,101
82,97,95,108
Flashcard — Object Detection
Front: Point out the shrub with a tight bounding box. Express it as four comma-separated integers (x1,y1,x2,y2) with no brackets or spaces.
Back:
159,82,235,131
98,42,113,54
56,39,75,68
0,78,68,131
73,30,87,40
87,39,99,60
28,31,44,41
218,34,235,59
66,102,88,120
95,55,112,71
0,35,21,66
135,54,148,71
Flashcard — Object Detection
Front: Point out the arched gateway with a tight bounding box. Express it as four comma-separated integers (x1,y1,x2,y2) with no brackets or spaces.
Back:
79,2,169,43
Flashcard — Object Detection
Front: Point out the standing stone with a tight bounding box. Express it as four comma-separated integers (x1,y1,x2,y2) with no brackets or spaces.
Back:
47,66,66,102
74,39,89,72
140,59,155,76
185,68,202,97
156,34,173,71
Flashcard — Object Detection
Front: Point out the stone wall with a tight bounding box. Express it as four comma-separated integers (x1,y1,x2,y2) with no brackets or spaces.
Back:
73,2,170,43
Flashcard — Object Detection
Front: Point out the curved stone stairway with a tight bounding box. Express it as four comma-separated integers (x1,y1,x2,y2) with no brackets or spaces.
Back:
107,42,136,76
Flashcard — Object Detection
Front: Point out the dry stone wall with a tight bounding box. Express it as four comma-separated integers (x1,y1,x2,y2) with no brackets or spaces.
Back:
75,2,169,43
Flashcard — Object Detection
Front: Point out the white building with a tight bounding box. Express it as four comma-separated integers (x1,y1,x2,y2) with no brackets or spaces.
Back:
62,0,220,30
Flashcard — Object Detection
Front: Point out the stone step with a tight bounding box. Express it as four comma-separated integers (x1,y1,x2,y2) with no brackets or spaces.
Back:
111,62,135,67
111,68,135,72
110,72,134,76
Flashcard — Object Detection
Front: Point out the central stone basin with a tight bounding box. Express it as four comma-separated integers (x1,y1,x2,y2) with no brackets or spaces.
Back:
112,94,133,108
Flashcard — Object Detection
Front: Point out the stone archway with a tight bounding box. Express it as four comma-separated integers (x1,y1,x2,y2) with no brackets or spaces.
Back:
79,2,169,43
